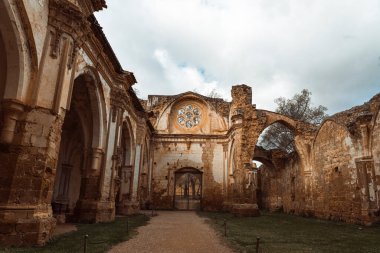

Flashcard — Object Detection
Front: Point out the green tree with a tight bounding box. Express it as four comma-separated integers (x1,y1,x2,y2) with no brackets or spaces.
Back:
259,89,328,153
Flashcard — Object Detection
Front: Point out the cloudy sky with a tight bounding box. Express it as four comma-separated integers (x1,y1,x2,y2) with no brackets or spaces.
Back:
95,0,380,114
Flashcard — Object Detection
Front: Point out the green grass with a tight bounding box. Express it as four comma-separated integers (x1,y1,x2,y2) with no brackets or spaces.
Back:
1,214,149,253
198,211,380,253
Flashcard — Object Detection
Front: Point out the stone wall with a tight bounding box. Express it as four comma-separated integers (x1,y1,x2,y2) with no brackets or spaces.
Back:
151,138,227,211
258,94,380,225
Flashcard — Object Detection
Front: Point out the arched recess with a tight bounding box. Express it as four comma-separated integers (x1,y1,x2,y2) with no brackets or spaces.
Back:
370,109,380,210
153,92,227,134
139,138,150,207
0,1,27,102
116,117,135,213
173,167,203,210
52,73,106,222
253,119,298,211
312,120,362,220
73,66,107,149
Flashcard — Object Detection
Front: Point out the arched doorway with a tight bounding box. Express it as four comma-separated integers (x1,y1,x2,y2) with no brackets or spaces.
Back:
116,120,134,214
52,73,104,222
174,168,203,210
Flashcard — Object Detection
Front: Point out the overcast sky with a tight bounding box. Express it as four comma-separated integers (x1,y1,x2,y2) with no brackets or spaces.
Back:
95,0,380,114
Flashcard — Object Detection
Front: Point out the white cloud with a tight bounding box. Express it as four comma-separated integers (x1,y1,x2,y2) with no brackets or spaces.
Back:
153,49,229,98
96,0,380,113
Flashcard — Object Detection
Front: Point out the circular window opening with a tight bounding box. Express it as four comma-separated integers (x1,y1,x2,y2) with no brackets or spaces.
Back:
177,104,202,128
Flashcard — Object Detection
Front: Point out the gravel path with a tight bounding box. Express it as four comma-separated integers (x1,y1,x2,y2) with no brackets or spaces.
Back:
108,211,234,253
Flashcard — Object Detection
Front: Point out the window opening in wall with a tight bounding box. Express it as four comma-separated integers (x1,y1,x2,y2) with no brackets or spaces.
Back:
177,104,202,128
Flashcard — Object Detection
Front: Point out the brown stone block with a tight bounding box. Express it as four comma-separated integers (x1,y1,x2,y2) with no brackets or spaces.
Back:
0,223,15,234
15,221,39,233
23,232,39,245
0,189,10,202
0,234,22,246
231,203,260,217
11,177,32,190
30,178,42,190
0,161,16,177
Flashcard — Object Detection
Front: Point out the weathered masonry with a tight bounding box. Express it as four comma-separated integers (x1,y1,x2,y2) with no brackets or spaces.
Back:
0,0,379,247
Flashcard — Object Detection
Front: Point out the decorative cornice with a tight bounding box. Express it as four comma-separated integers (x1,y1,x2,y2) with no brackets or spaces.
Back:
80,0,107,16
110,87,131,110
48,0,91,58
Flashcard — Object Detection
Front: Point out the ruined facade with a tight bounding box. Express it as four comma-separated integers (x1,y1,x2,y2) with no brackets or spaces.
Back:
0,0,151,246
0,0,379,247
259,94,380,225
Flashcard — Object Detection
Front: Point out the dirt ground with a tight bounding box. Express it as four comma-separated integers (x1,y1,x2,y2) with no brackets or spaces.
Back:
108,211,234,253
52,223,77,236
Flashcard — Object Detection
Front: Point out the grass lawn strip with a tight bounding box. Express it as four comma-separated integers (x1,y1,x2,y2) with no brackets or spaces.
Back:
199,212,380,253
1,214,149,253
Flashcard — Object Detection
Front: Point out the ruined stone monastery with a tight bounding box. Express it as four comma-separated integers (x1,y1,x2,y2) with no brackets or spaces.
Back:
0,0,379,247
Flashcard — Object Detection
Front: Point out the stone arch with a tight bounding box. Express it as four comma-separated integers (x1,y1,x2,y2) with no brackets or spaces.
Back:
252,146,276,169
259,110,298,133
52,72,107,221
255,122,297,155
253,110,314,167
121,116,135,167
154,92,227,134
0,0,28,101
312,118,352,148
72,67,107,149
116,117,135,213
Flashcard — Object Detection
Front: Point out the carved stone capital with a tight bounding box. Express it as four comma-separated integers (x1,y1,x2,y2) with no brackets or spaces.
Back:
0,99,25,144
90,148,104,172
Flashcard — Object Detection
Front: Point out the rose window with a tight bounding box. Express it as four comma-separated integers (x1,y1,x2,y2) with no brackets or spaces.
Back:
177,105,202,128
